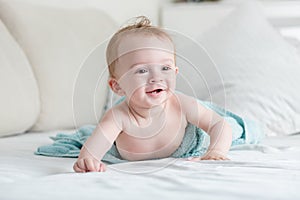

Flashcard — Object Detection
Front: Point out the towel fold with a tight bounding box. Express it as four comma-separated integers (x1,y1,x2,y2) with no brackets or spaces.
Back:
35,100,264,164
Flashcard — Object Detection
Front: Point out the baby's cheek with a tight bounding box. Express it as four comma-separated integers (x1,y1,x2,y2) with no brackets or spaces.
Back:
131,77,148,89
123,79,147,96
168,79,177,90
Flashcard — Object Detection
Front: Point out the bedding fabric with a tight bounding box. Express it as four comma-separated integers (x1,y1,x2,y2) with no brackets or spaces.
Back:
0,19,40,137
0,131,299,200
173,1,300,136
0,0,117,131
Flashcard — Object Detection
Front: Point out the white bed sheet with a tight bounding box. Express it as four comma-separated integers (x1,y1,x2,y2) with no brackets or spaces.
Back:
0,130,299,200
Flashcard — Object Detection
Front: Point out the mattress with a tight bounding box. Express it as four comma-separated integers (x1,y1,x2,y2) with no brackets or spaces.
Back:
0,130,299,200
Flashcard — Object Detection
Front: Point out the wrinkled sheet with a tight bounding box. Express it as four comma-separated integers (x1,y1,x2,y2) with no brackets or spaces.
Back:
0,130,299,200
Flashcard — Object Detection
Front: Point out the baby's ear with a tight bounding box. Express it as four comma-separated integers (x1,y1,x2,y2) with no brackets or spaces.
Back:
175,66,179,74
108,78,125,96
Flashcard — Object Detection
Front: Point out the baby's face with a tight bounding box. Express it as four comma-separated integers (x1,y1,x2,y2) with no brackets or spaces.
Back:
112,35,178,108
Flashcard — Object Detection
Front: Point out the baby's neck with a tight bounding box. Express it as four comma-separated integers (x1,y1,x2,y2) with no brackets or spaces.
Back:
127,103,167,127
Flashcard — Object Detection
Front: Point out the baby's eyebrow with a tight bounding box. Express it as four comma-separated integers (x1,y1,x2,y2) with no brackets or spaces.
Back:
161,59,174,64
129,59,174,69
129,62,148,69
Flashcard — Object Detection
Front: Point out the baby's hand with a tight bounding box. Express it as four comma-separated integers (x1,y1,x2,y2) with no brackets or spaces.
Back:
187,150,229,161
200,150,229,160
73,157,106,173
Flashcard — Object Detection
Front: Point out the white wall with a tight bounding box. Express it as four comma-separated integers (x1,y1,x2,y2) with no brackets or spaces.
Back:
14,0,173,26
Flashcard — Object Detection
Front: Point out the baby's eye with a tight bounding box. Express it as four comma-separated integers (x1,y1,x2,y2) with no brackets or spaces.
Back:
136,68,148,74
162,65,171,71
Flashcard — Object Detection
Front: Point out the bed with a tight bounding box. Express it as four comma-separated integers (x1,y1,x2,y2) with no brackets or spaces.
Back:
1,0,300,199
0,131,299,199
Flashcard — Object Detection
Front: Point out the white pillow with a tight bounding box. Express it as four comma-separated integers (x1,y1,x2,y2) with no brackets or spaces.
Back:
0,19,40,136
176,1,300,136
0,1,117,131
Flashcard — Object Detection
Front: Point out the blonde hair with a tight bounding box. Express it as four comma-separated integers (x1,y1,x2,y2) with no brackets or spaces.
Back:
106,16,174,78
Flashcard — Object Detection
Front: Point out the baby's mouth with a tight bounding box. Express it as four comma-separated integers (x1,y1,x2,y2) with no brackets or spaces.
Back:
146,89,164,94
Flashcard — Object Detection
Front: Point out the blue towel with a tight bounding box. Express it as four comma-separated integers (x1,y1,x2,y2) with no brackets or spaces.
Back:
35,100,264,164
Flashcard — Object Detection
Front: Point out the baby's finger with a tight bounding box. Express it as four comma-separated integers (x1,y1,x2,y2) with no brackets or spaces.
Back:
93,159,100,172
84,158,96,172
211,155,228,160
99,163,106,172
200,155,215,160
220,156,230,160
186,157,200,162
73,161,86,173
201,155,228,160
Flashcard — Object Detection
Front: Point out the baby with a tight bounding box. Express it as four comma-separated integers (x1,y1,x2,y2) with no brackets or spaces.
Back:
73,16,232,173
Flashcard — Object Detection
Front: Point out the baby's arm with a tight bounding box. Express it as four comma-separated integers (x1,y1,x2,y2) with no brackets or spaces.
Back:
181,94,232,160
73,109,122,172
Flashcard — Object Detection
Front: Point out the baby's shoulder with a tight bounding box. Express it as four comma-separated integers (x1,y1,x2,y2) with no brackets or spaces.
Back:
102,102,128,121
174,92,197,104
173,92,200,111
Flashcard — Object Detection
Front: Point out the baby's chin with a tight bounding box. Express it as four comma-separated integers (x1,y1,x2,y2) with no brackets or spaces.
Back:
126,96,167,109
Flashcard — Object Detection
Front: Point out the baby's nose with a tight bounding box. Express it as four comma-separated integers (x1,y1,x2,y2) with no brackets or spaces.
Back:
149,77,163,83
148,66,164,83
149,71,163,83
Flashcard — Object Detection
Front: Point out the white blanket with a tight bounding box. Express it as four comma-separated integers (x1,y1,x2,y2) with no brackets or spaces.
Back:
0,131,299,200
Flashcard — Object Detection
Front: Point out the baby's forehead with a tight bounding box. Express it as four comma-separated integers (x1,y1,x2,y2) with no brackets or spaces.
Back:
117,34,174,58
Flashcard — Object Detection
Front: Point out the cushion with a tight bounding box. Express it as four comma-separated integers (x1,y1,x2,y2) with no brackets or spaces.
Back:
0,1,117,131
0,19,40,136
175,1,300,136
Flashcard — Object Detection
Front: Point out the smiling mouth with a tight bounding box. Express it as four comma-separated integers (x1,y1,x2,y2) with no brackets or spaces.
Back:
146,89,164,94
